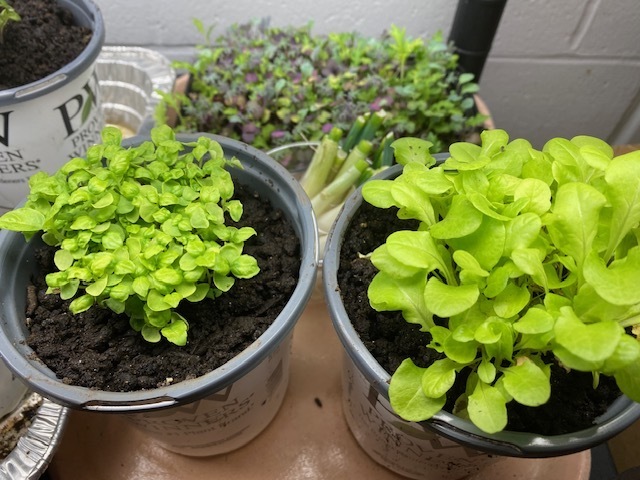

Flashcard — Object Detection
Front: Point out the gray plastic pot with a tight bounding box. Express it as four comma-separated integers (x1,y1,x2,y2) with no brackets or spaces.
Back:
323,163,640,471
0,134,318,456
0,0,105,215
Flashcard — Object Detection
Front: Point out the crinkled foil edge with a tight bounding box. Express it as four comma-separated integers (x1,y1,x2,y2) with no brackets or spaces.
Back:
97,46,177,135
0,395,69,480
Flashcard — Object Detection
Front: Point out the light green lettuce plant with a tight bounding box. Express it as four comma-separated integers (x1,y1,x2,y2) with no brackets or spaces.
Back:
0,125,259,346
362,129,640,434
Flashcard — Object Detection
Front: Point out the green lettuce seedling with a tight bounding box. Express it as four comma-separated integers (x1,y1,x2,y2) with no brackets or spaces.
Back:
0,125,259,346
0,0,20,44
362,130,640,434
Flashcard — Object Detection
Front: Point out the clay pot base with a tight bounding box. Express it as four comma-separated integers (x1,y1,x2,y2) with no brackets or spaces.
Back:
48,301,590,480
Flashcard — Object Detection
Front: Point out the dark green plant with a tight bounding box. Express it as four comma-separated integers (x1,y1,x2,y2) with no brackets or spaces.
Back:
0,0,20,44
362,130,640,434
155,20,486,153
0,125,260,346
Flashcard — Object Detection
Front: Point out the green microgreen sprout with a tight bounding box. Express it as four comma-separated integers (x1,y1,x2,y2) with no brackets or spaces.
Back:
362,129,640,434
388,24,424,80
0,125,260,346
0,0,20,44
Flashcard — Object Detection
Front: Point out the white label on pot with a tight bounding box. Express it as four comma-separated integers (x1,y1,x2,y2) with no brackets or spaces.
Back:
125,334,292,457
0,67,104,214
342,355,499,480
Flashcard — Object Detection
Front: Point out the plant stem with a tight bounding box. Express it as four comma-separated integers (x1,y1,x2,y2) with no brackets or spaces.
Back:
334,139,372,181
373,131,395,168
342,115,366,152
317,202,345,235
312,158,369,216
327,148,347,184
299,128,342,198
359,110,387,143
357,166,388,186
317,201,347,254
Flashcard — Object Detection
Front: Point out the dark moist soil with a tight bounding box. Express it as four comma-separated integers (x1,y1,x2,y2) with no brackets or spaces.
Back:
25,184,301,392
337,201,622,436
0,0,92,90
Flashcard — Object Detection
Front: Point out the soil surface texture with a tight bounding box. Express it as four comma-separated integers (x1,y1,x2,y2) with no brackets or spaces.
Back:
26,184,301,392
337,201,622,436
0,0,92,90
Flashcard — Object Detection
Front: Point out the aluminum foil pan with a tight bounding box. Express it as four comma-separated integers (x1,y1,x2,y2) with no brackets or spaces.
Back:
96,46,176,137
0,393,69,479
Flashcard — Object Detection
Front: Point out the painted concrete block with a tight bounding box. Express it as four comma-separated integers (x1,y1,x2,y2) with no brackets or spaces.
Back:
609,96,640,146
490,0,591,56
575,0,640,56
479,58,640,147
95,0,456,46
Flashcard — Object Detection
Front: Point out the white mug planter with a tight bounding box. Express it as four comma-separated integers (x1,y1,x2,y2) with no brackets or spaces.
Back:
0,0,105,215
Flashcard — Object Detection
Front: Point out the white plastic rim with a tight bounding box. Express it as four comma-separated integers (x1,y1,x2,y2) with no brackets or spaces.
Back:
0,0,105,214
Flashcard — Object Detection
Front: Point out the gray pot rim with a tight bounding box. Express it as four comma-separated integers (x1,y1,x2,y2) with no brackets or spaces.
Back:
323,162,640,458
0,0,105,106
0,133,318,412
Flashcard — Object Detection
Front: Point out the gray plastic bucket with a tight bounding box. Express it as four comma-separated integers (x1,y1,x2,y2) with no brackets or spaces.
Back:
323,163,640,470
0,134,318,455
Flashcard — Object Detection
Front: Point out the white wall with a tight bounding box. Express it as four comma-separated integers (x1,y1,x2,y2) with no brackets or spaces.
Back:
94,0,640,148
483,0,640,147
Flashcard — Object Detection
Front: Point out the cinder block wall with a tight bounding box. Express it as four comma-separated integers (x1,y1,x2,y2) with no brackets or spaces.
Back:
95,0,640,148
483,0,640,148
